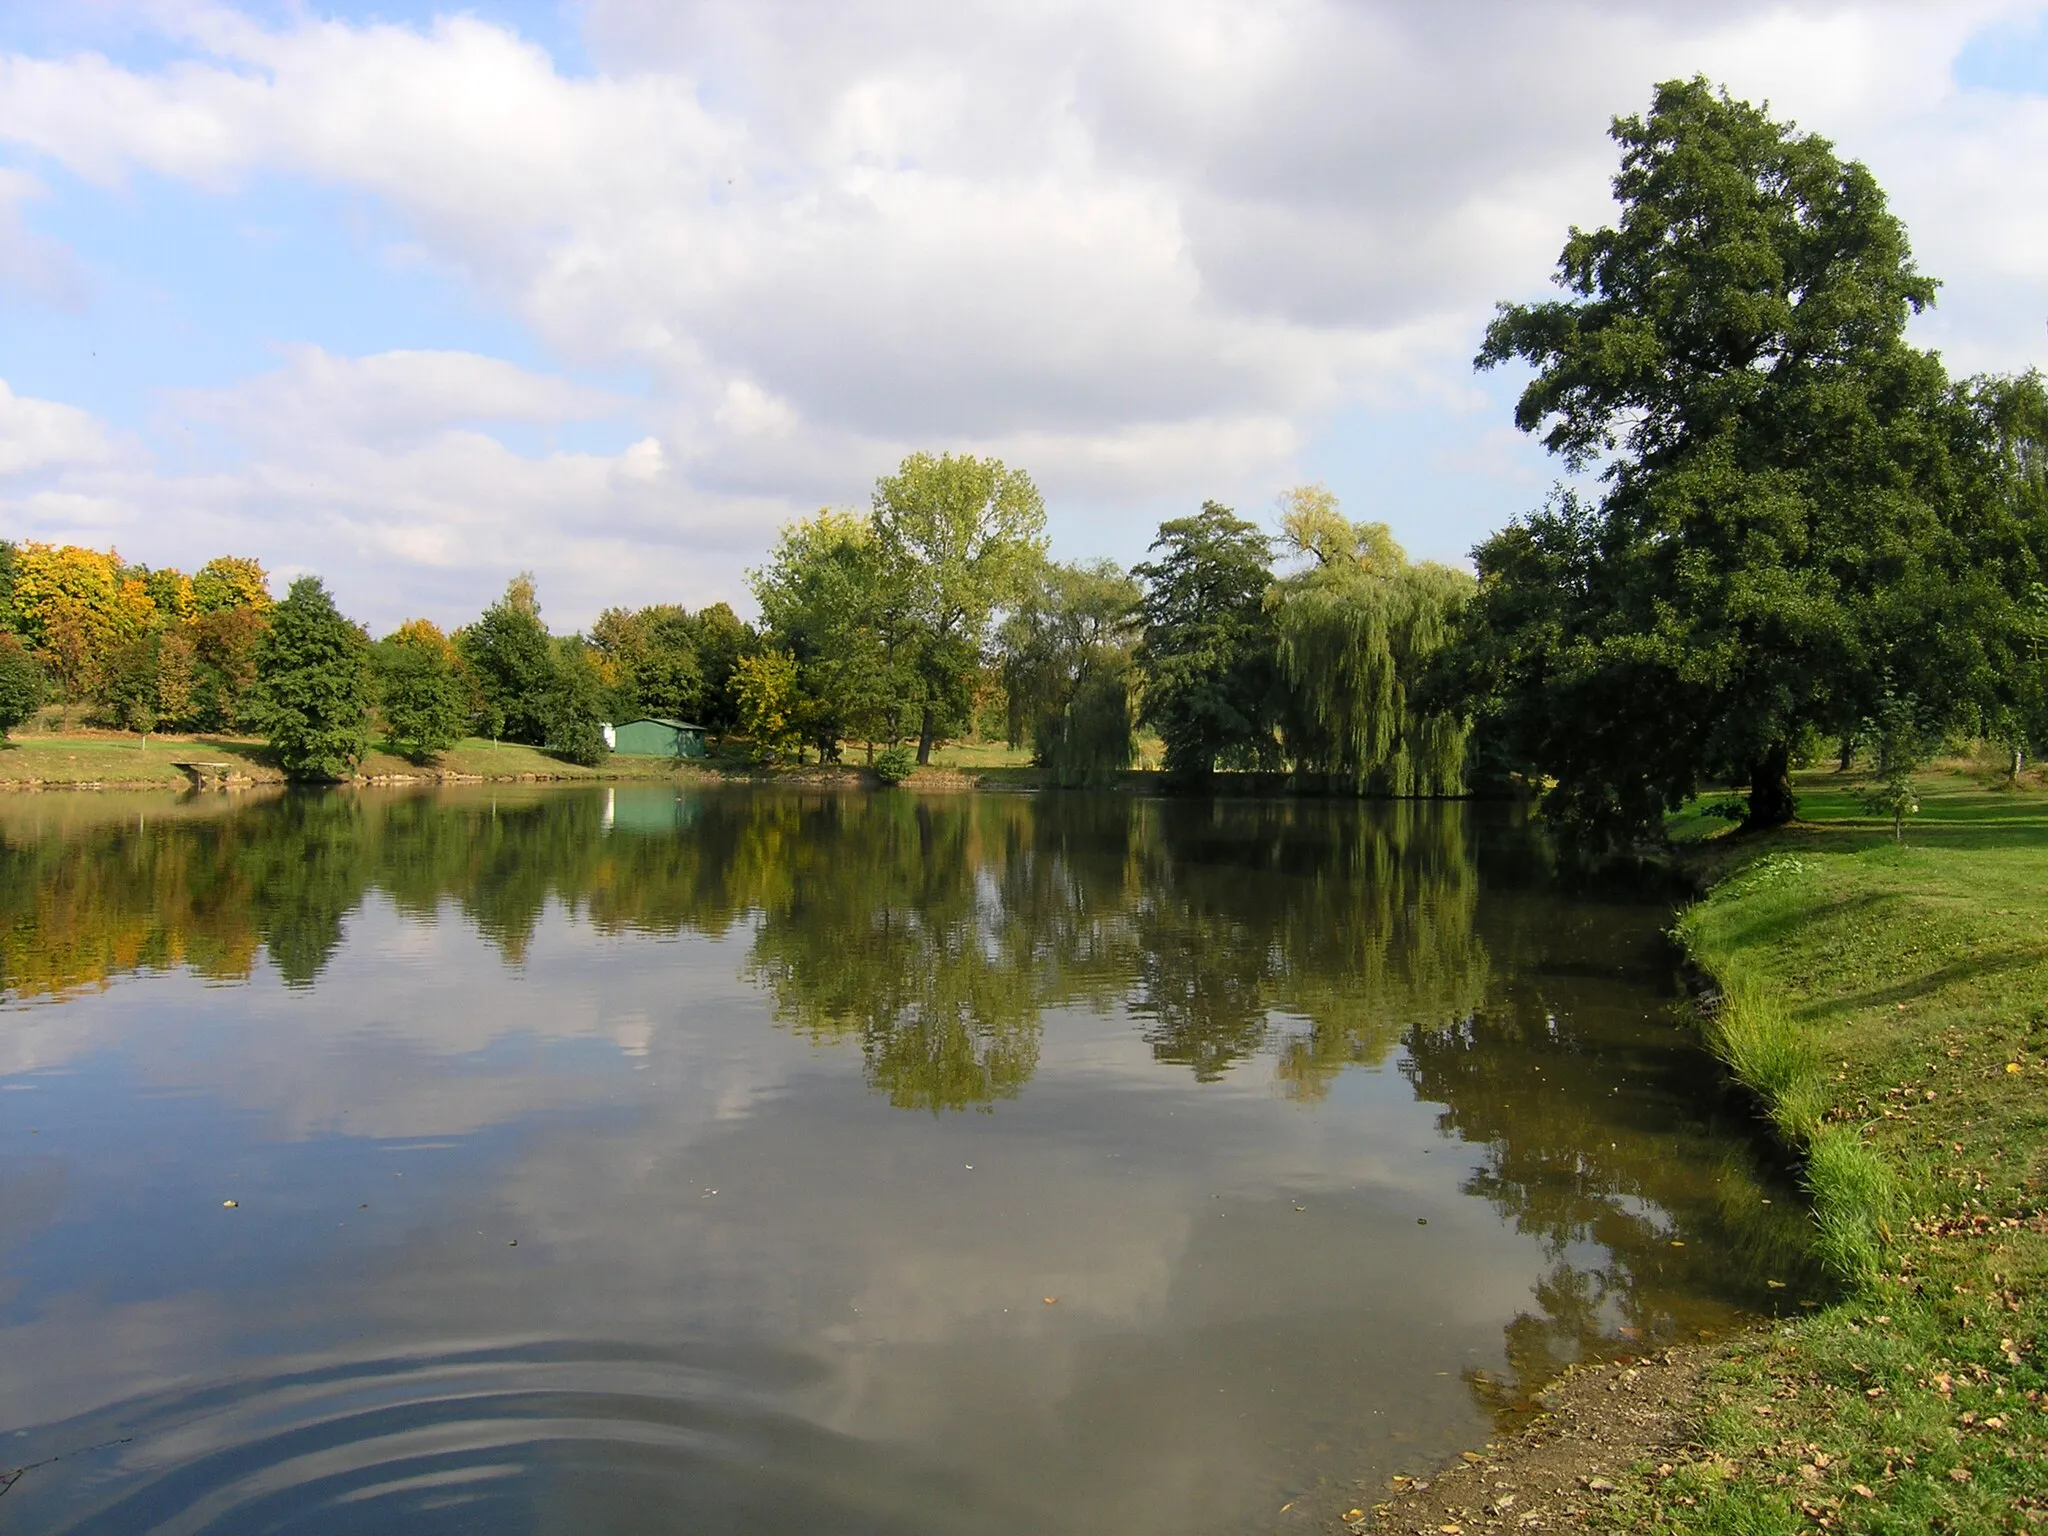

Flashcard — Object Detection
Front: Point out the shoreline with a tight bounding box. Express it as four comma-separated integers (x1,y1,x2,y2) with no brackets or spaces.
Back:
1376,766,2047,1535
0,733,1026,795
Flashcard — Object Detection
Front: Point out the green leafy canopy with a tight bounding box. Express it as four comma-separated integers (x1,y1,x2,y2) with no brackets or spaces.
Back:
252,576,373,780
1463,77,2016,842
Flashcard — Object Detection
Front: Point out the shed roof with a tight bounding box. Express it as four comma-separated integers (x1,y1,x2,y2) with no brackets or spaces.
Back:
617,718,704,731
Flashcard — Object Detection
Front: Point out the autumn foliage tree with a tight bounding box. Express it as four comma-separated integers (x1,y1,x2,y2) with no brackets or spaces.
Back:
0,541,271,734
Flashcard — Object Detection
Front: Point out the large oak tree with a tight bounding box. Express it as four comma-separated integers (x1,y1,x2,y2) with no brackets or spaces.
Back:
1468,78,1976,840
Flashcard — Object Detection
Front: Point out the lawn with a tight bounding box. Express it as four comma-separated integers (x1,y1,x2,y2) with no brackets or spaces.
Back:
1603,758,2048,1534
0,731,708,789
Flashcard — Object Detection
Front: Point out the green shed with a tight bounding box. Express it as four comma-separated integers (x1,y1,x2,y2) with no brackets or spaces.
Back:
606,718,706,758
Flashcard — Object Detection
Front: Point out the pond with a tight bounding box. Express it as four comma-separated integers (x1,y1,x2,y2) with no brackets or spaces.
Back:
0,785,1820,1534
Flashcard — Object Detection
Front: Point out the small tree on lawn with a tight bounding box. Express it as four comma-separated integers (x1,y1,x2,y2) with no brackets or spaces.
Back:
253,577,373,780
1860,691,1924,841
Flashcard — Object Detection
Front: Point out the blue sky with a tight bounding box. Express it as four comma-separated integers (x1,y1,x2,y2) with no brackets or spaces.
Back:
1,1,2045,632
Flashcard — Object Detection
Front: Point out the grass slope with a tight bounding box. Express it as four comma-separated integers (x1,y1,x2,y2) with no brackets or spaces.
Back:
0,732,706,788
1607,760,2048,1534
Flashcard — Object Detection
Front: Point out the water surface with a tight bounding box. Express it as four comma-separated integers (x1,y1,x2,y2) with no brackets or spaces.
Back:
0,786,1819,1533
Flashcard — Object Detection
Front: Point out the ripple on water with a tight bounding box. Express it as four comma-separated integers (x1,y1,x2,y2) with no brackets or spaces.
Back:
3,1340,965,1536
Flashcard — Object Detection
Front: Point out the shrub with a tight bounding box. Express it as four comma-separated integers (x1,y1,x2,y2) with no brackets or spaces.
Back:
873,744,916,784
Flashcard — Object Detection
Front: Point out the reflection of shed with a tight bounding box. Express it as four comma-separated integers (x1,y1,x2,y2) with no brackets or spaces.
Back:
602,787,702,835
607,718,706,758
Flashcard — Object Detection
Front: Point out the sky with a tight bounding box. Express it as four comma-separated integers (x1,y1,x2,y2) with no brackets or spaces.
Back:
1,1,2046,634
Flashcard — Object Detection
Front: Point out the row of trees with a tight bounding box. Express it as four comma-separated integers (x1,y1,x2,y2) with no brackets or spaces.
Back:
235,576,764,778
742,76,2048,830
0,542,274,736
2,486,1478,792
744,459,1475,789
0,539,762,778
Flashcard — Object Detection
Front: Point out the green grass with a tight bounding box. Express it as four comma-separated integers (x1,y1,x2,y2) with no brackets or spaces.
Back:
925,738,1034,771
0,731,710,788
1606,762,2048,1533
924,732,1172,774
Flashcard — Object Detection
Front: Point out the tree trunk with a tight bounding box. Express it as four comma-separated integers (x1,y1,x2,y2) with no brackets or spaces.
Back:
2012,743,2025,784
916,706,936,766
1836,734,1855,773
1743,741,1797,830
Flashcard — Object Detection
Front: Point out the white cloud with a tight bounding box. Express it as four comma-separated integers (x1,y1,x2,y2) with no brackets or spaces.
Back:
0,1,2044,623
0,375,119,476
0,364,754,630
167,346,626,450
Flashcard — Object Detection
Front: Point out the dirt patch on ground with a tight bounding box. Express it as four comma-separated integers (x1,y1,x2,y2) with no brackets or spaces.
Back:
1349,1342,1738,1535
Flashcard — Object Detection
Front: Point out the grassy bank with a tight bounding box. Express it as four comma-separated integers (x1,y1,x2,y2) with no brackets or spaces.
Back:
0,729,1061,793
1601,762,2048,1534
0,732,714,789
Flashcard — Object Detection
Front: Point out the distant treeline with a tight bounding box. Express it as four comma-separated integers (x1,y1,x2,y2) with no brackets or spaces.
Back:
0,540,756,775
4,78,2046,825
0,459,1477,793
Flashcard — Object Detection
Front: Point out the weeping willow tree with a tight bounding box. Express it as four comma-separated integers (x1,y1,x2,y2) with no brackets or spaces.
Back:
999,559,1141,787
1269,486,1474,796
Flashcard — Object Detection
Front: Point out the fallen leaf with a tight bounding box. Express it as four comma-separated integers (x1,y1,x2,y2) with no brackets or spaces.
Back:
1949,1466,1972,1483
1043,1297,1057,1305
221,1200,238,1209
1853,1485,1875,1499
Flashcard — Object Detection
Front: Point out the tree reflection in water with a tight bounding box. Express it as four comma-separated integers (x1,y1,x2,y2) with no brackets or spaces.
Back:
0,783,1818,1420
1403,894,1828,1420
